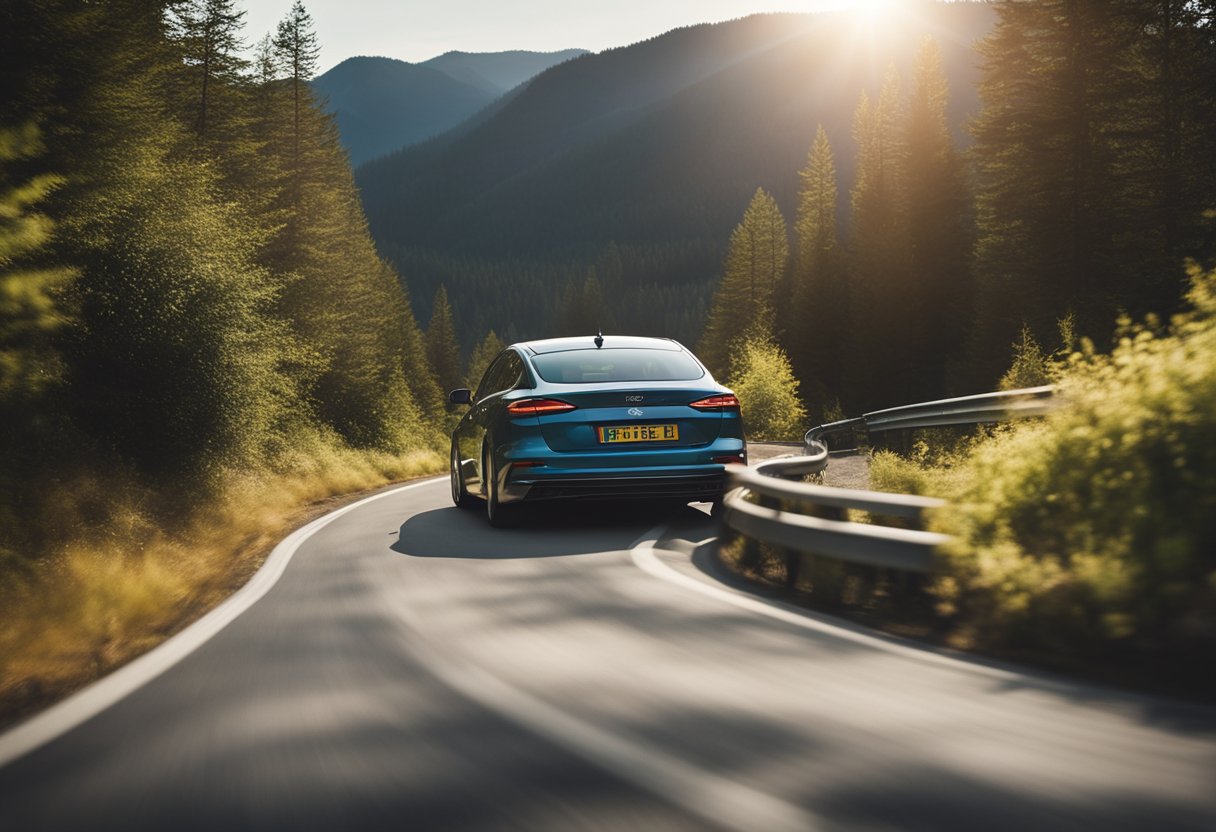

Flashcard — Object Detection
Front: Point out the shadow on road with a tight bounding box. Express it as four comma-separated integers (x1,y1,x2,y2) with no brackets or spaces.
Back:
391,501,706,559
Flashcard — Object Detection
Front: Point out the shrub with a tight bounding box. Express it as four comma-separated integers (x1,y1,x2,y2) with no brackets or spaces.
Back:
728,337,808,441
933,267,1216,653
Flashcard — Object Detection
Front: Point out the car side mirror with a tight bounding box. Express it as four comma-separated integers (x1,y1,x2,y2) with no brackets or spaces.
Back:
448,388,472,405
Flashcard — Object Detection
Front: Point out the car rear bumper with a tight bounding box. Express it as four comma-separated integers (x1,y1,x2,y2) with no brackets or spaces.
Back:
495,436,745,504
507,470,726,502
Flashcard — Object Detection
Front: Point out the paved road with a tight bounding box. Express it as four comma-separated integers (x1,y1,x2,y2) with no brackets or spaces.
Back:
1,476,1214,831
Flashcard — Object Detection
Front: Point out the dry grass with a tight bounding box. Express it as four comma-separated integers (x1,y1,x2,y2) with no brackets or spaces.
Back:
0,443,443,728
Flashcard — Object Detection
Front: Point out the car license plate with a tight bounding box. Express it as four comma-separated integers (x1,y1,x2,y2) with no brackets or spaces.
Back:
598,424,679,443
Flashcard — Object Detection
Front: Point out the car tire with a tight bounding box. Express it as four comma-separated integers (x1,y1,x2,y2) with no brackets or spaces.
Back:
451,441,474,509
483,442,515,528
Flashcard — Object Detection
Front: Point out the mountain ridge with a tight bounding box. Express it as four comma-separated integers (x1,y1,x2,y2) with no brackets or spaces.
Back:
421,48,589,95
356,7,999,345
313,48,587,166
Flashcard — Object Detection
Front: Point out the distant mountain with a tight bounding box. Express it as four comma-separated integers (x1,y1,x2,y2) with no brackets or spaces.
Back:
313,49,585,166
313,57,492,165
356,6,997,346
421,49,589,96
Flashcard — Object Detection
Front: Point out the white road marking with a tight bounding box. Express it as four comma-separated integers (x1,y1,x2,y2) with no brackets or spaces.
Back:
0,477,447,769
628,530,1173,699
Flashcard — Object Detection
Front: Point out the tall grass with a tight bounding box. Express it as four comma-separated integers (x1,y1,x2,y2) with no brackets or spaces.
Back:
0,438,442,725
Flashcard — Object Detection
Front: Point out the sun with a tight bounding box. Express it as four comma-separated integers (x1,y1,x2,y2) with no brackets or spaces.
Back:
821,0,910,39
818,0,906,24
858,0,900,17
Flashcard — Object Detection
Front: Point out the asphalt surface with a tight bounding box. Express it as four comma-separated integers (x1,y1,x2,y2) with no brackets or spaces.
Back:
1,474,1215,832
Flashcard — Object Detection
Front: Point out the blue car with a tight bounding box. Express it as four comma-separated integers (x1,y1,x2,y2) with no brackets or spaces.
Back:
448,334,747,526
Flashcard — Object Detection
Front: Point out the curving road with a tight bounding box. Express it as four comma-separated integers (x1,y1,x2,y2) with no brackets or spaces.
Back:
1,475,1215,831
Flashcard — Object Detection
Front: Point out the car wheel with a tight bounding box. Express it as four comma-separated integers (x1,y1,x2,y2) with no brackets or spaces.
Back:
483,442,515,528
451,441,474,509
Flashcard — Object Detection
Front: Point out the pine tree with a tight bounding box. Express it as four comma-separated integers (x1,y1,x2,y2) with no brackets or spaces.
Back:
466,328,505,391
1118,0,1216,307
788,125,847,415
272,0,320,169
393,270,446,430
847,67,912,410
698,187,789,378
0,0,296,476
250,1,439,447
166,0,248,142
0,0,447,564
426,285,463,397
556,268,613,336
970,0,1141,375
902,37,973,400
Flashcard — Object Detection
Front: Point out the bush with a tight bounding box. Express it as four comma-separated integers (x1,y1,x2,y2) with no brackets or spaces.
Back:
728,337,807,441
933,267,1216,654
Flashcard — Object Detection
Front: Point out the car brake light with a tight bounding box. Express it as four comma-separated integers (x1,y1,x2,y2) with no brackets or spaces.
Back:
506,398,577,416
689,394,740,411
713,454,747,465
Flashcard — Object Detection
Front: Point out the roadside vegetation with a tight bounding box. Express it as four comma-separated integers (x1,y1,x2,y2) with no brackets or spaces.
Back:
727,336,806,441
724,267,1216,693
0,1,448,722
907,266,1216,664
710,1,1214,689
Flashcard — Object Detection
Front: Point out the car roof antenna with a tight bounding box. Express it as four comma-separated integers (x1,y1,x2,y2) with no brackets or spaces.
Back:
594,330,604,349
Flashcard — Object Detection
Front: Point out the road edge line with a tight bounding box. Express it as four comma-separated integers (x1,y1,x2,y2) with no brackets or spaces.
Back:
0,476,446,769
629,529,1051,686
632,530,1216,709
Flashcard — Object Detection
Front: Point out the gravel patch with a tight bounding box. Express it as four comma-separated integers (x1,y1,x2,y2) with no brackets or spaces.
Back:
747,442,870,490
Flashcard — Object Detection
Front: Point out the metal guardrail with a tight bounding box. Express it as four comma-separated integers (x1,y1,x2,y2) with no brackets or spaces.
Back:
723,458,947,572
723,386,1057,575
805,386,1056,451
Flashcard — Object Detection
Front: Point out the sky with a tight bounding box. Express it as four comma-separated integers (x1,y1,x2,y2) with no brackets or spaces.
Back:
241,0,897,72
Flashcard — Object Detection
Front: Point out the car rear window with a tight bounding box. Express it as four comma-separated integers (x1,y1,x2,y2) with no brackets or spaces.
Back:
531,348,705,384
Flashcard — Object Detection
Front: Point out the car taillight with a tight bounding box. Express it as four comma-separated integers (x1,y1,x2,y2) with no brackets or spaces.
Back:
506,398,577,416
689,394,740,411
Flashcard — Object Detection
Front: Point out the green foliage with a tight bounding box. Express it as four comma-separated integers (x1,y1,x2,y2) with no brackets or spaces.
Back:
869,450,933,499
272,0,320,168
727,336,806,441
699,188,789,378
166,0,249,143
0,124,73,403
901,38,974,400
933,267,1216,652
997,314,1077,391
425,285,463,397
997,326,1051,392
0,0,444,566
466,328,505,391
845,67,915,411
555,268,614,337
840,50,976,413
785,125,847,413
970,0,1216,378
64,131,295,476
868,437,971,501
